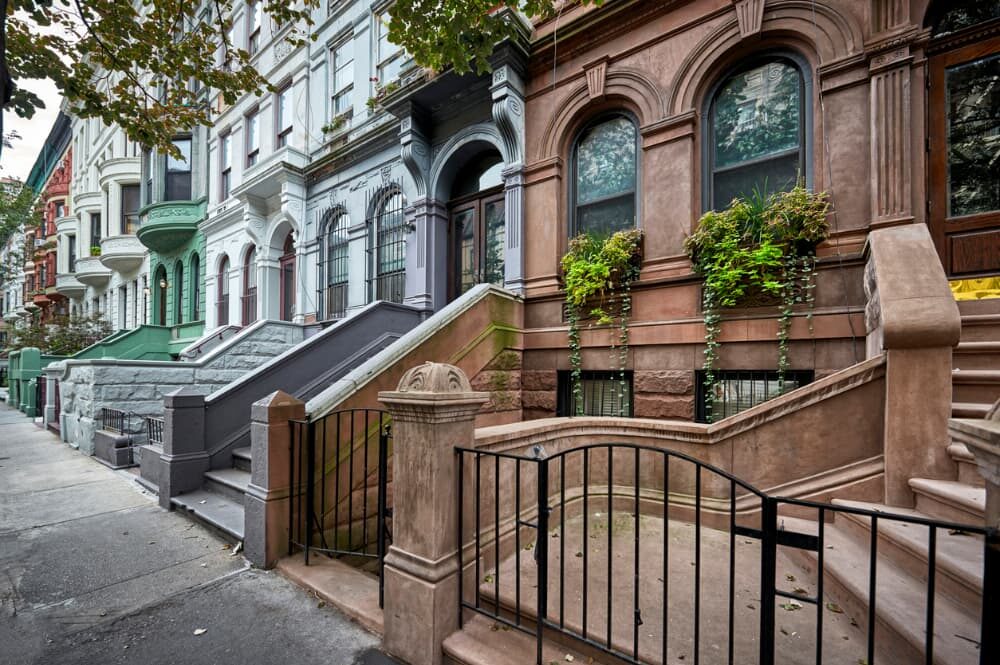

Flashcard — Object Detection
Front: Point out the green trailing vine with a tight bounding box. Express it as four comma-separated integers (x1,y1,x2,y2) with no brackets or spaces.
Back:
684,185,828,421
560,229,643,416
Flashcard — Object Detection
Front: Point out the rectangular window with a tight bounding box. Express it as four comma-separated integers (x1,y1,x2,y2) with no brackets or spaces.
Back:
375,13,402,85
220,132,233,199
142,149,152,204
90,213,102,249
164,137,192,201
331,40,354,117
132,279,139,329
118,286,127,330
54,200,65,220
556,371,634,417
247,1,262,55
276,85,292,147
67,235,77,272
245,109,259,167
695,370,814,423
121,184,140,234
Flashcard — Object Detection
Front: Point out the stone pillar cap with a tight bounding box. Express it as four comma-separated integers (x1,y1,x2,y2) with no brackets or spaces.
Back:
379,362,489,405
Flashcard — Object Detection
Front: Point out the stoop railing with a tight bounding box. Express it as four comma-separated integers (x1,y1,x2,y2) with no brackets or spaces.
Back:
288,408,392,607
456,442,999,665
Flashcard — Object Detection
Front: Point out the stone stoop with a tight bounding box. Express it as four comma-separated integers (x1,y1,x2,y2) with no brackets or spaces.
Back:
946,443,985,487
170,446,253,544
782,511,983,665
952,307,1000,418
443,615,599,665
907,478,986,525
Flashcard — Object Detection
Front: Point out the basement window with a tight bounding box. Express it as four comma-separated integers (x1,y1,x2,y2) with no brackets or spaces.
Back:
557,370,634,418
695,369,814,423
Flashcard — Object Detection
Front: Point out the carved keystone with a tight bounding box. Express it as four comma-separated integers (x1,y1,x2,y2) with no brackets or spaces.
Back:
379,363,488,665
734,0,765,38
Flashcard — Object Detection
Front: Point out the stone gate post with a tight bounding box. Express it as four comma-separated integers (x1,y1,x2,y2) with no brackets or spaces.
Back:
379,362,488,665
158,387,207,509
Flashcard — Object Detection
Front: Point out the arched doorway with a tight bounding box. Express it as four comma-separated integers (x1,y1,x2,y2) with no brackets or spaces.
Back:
926,2,1000,282
279,233,295,321
447,150,505,299
154,264,168,326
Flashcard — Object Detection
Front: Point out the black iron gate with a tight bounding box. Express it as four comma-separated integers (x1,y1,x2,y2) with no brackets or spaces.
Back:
456,443,998,665
289,408,392,607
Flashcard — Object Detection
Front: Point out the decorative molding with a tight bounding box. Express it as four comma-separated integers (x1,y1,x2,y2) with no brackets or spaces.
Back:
734,0,765,38
584,57,609,99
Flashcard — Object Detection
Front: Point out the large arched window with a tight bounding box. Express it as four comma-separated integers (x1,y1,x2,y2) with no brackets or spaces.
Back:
707,55,807,211
217,255,230,325
190,253,201,321
571,114,638,237
242,246,257,325
323,212,349,319
367,188,406,304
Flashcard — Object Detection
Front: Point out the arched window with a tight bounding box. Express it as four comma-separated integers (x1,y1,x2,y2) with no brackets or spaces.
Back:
324,212,349,319
367,188,406,304
217,255,230,325
707,56,806,211
242,246,257,325
571,114,638,237
190,253,201,321
154,265,167,325
279,232,296,322
174,262,184,324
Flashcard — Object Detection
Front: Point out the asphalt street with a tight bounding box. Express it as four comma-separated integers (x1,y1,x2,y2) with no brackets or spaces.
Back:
0,401,398,665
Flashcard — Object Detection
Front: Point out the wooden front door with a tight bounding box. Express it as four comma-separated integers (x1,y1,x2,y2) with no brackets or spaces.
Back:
929,35,1000,278
448,189,505,300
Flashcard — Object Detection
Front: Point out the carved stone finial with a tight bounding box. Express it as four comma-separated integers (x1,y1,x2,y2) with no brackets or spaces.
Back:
395,362,473,394
734,0,765,38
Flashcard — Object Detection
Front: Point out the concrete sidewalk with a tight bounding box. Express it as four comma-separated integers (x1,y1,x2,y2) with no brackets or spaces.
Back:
0,403,397,665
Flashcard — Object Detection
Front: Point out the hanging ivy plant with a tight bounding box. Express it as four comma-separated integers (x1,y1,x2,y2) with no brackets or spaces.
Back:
684,185,829,421
560,229,643,416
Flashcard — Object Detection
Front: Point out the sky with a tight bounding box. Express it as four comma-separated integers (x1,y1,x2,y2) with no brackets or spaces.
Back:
1,78,64,183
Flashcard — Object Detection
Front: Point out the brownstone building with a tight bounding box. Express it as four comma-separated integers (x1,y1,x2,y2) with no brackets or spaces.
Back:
515,0,1000,421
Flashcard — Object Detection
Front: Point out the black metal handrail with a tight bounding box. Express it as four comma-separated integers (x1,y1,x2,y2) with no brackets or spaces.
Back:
288,408,392,607
456,442,998,665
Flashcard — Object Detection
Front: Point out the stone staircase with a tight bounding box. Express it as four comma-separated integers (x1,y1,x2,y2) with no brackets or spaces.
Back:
171,446,253,542
951,300,1000,419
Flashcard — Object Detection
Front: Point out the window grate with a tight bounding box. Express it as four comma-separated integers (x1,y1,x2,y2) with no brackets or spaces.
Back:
695,369,814,423
318,206,350,319
365,183,406,304
557,370,633,417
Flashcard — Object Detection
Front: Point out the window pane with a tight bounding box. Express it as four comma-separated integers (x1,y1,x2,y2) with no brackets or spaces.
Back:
453,208,476,295
577,194,635,237
932,1,1000,37
713,60,801,169
484,199,505,287
221,134,232,168
327,216,349,285
122,184,141,234
712,152,800,210
246,114,258,152
575,116,636,205
166,138,192,173
277,88,290,129
946,54,1000,217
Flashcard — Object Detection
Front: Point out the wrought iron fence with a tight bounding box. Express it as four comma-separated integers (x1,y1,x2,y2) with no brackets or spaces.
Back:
289,408,392,607
146,416,164,446
456,442,998,665
101,407,127,434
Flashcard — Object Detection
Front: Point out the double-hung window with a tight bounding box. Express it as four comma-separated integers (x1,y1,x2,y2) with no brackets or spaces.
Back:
164,137,192,201
276,85,293,148
571,114,638,237
245,109,259,167
247,1,262,55
121,184,140,234
331,40,354,117
220,132,233,199
374,14,402,85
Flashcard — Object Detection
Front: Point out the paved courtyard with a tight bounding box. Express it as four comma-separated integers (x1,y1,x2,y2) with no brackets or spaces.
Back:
0,402,396,665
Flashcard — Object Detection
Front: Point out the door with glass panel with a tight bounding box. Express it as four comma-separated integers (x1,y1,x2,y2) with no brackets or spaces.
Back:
449,190,505,299
929,33,1000,278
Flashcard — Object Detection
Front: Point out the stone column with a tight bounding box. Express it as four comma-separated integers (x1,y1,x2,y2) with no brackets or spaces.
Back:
379,363,489,665
158,387,207,509
244,390,305,568
403,197,448,312
869,47,913,228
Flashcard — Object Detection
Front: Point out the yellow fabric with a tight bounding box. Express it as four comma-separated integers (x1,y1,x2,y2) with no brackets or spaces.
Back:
950,277,1000,300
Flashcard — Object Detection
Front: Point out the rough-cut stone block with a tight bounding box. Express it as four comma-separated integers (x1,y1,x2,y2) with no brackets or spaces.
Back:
522,370,558,391
634,370,694,395
470,370,521,392
522,390,556,411
633,394,694,420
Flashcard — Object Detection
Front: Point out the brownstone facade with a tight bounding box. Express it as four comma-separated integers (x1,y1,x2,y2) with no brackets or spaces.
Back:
516,0,1000,421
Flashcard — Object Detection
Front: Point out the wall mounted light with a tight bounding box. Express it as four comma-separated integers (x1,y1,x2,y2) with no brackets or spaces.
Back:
159,278,168,289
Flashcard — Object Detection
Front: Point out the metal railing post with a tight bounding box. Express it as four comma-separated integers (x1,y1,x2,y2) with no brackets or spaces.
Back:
535,454,550,665
304,419,316,566
376,423,390,609
759,496,777,665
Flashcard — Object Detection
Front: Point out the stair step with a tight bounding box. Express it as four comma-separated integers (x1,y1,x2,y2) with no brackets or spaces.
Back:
951,402,991,419
781,516,981,665
951,370,1000,405
908,479,985,525
443,614,597,665
953,342,1000,371
203,467,250,504
232,446,252,473
171,489,244,542
959,314,1000,342
830,500,984,611
947,443,985,487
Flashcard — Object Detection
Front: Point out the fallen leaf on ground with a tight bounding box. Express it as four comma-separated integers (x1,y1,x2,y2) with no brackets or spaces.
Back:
780,602,802,611
193,628,207,636
826,603,844,614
